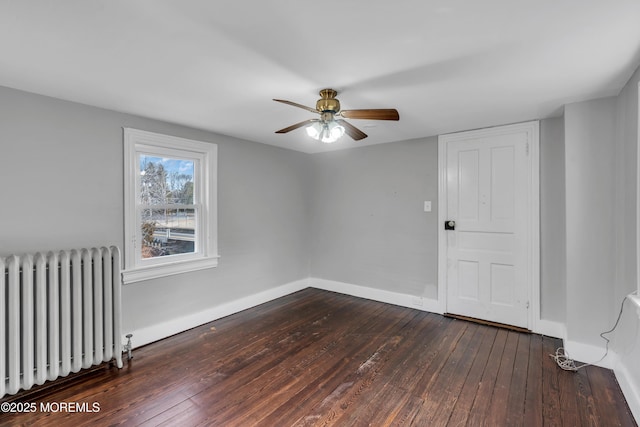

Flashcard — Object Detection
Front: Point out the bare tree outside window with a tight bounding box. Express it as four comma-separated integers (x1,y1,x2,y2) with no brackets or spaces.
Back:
139,155,195,259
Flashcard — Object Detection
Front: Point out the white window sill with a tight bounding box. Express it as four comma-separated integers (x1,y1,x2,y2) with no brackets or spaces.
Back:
122,255,219,284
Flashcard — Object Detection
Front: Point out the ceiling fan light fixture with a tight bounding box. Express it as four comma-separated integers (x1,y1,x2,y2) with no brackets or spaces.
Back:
306,122,321,139
306,120,345,144
324,121,345,143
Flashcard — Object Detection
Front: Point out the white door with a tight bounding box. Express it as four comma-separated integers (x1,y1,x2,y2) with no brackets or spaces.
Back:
439,122,538,329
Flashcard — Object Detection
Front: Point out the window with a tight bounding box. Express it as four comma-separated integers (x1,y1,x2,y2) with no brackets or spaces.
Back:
123,128,218,284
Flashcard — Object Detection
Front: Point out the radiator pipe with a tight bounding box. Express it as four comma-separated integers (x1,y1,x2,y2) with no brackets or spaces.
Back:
124,334,133,360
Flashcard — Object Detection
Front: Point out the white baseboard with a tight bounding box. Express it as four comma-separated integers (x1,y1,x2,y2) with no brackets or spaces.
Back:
309,277,442,314
123,277,442,350
123,278,309,348
563,339,613,369
309,278,569,341
615,357,640,424
123,276,560,350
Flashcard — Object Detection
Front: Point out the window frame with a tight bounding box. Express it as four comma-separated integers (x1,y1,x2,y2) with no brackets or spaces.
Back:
122,128,218,284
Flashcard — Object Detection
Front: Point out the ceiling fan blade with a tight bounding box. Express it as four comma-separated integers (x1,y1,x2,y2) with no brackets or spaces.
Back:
339,109,399,121
273,99,318,114
337,119,367,141
275,119,318,134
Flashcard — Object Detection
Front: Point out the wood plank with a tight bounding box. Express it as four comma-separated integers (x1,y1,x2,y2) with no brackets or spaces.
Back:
445,325,499,426
279,308,417,426
204,298,414,425
504,333,531,426
255,312,416,425
573,366,600,426
138,398,201,427
523,333,543,426
484,330,519,425
545,337,579,427
1,289,636,427
328,311,442,425
408,323,481,425
465,328,509,426
586,365,637,426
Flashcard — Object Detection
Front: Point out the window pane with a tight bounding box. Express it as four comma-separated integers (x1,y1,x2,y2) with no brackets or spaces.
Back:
139,155,194,205
141,208,195,259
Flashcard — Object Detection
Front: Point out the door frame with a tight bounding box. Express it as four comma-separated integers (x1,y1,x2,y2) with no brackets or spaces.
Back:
437,121,540,330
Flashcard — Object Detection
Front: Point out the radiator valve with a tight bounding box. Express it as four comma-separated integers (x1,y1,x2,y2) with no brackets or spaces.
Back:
124,334,133,360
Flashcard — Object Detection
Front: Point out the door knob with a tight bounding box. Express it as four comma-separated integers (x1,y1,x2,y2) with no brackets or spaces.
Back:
445,220,456,230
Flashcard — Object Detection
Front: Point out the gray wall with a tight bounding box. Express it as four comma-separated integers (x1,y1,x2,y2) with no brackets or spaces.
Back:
612,63,640,402
308,137,439,299
0,86,311,334
308,123,567,322
540,117,566,322
560,64,640,415
564,96,617,345
615,65,639,304
2,69,636,356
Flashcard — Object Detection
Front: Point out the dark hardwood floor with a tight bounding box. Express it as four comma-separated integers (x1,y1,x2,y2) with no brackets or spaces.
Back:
2,288,636,426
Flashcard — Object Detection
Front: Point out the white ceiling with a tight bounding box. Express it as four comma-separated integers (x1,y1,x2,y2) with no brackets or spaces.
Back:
1,1,639,154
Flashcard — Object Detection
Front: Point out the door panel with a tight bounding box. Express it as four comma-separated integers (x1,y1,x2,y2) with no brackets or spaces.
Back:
458,260,480,300
457,149,480,221
444,128,529,328
490,263,515,306
490,145,515,222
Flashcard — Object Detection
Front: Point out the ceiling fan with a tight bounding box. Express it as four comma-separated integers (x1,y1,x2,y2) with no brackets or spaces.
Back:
273,89,399,143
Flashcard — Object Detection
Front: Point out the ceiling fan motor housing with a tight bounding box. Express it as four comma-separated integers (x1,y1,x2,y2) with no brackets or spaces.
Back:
316,89,340,113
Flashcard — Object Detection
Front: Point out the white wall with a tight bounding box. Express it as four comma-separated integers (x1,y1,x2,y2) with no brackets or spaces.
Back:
0,86,311,345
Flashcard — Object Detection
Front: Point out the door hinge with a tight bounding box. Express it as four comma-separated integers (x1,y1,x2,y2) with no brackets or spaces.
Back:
525,142,529,156
526,301,530,309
